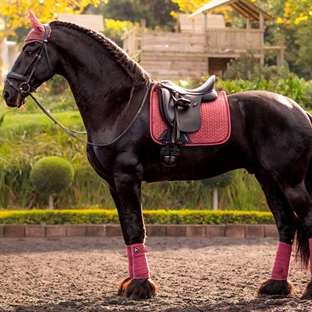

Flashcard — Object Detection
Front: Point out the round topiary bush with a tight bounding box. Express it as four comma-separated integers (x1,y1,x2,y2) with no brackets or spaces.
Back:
30,156,74,209
201,172,235,210
201,172,235,189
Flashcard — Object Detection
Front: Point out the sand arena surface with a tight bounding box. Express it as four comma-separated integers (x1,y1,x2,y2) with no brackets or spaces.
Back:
0,236,311,311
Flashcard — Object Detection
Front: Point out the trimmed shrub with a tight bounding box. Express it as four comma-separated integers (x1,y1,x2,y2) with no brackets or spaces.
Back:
201,172,235,189
30,157,74,209
0,209,274,225
201,172,235,210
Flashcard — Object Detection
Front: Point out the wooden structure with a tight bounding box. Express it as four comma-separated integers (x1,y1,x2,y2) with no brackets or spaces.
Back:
1,39,19,85
122,0,284,80
58,14,104,33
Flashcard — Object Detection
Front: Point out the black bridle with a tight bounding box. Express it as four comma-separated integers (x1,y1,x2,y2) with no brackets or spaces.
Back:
6,24,53,97
5,24,151,147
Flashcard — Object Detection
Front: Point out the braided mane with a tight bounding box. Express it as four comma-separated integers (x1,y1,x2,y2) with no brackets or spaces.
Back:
50,21,151,85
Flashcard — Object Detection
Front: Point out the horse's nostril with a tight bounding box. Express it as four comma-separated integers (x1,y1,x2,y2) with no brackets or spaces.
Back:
3,90,10,100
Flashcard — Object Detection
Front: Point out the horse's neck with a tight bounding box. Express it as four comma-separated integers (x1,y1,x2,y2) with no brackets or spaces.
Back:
61,52,132,112
54,30,134,131
67,74,133,133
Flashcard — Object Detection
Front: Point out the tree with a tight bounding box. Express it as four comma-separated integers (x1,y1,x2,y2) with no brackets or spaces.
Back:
201,172,234,210
85,0,179,30
256,0,312,79
0,0,105,83
275,0,312,26
30,156,74,209
294,19,312,78
223,50,259,80
276,0,312,78
171,0,204,13
1,0,105,39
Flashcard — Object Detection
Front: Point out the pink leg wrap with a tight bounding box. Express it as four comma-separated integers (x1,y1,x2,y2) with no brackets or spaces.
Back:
270,241,292,280
309,238,312,276
126,243,150,279
126,245,133,278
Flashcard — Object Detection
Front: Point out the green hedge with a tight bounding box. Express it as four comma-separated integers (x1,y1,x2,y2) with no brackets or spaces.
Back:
0,209,274,225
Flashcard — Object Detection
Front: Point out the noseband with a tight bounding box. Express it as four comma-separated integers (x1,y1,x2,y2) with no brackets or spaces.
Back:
6,24,53,97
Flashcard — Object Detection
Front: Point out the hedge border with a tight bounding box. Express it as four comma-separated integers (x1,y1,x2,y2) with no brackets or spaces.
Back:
0,209,274,225
0,224,278,239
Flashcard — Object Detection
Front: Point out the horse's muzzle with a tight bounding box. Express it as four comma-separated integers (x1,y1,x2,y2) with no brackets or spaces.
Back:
2,88,26,108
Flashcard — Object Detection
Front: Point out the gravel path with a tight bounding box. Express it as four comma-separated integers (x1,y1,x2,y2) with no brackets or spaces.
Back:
0,236,311,311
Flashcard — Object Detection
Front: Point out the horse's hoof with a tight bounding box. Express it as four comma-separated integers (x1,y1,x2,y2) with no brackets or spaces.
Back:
257,279,294,297
301,281,312,299
117,277,132,295
117,278,157,299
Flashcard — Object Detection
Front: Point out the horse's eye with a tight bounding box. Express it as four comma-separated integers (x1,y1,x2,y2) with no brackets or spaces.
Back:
25,51,33,56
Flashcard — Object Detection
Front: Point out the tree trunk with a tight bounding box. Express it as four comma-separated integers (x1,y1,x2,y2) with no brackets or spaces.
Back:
213,188,218,210
48,193,54,210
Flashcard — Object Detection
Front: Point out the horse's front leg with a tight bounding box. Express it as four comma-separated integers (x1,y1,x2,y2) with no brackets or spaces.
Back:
109,173,157,300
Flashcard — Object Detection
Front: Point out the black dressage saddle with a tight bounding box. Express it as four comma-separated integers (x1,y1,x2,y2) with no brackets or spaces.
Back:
158,75,218,144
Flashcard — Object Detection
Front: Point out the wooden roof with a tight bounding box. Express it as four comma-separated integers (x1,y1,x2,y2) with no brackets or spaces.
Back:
189,0,273,22
177,14,225,33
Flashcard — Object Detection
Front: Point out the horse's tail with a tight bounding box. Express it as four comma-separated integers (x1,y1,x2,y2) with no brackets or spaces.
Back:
295,111,312,268
295,217,310,269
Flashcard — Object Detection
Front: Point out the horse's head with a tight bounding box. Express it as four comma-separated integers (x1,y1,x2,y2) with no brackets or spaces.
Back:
3,12,55,108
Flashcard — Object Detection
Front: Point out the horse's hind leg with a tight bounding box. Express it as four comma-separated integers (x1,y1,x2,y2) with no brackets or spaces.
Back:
259,175,312,299
279,183,312,299
256,176,296,297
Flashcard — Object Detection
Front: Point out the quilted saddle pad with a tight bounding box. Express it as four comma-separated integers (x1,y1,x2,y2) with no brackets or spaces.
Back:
150,83,231,146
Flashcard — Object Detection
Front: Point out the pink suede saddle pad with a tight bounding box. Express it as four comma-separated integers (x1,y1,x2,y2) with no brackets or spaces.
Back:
150,83,231,146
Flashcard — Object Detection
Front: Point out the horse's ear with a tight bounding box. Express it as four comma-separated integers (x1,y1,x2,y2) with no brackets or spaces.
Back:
29,11,45,33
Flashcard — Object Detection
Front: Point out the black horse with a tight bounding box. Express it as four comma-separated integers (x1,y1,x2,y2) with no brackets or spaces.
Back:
3,12,312,300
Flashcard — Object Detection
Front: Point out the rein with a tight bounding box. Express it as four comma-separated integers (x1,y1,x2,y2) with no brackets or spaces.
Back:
28,84,151,146
6,24,151,147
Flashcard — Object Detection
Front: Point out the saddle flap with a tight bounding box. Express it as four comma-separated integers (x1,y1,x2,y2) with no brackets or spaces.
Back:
159,88,172,124
177,94,201,132
159,88,201,133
